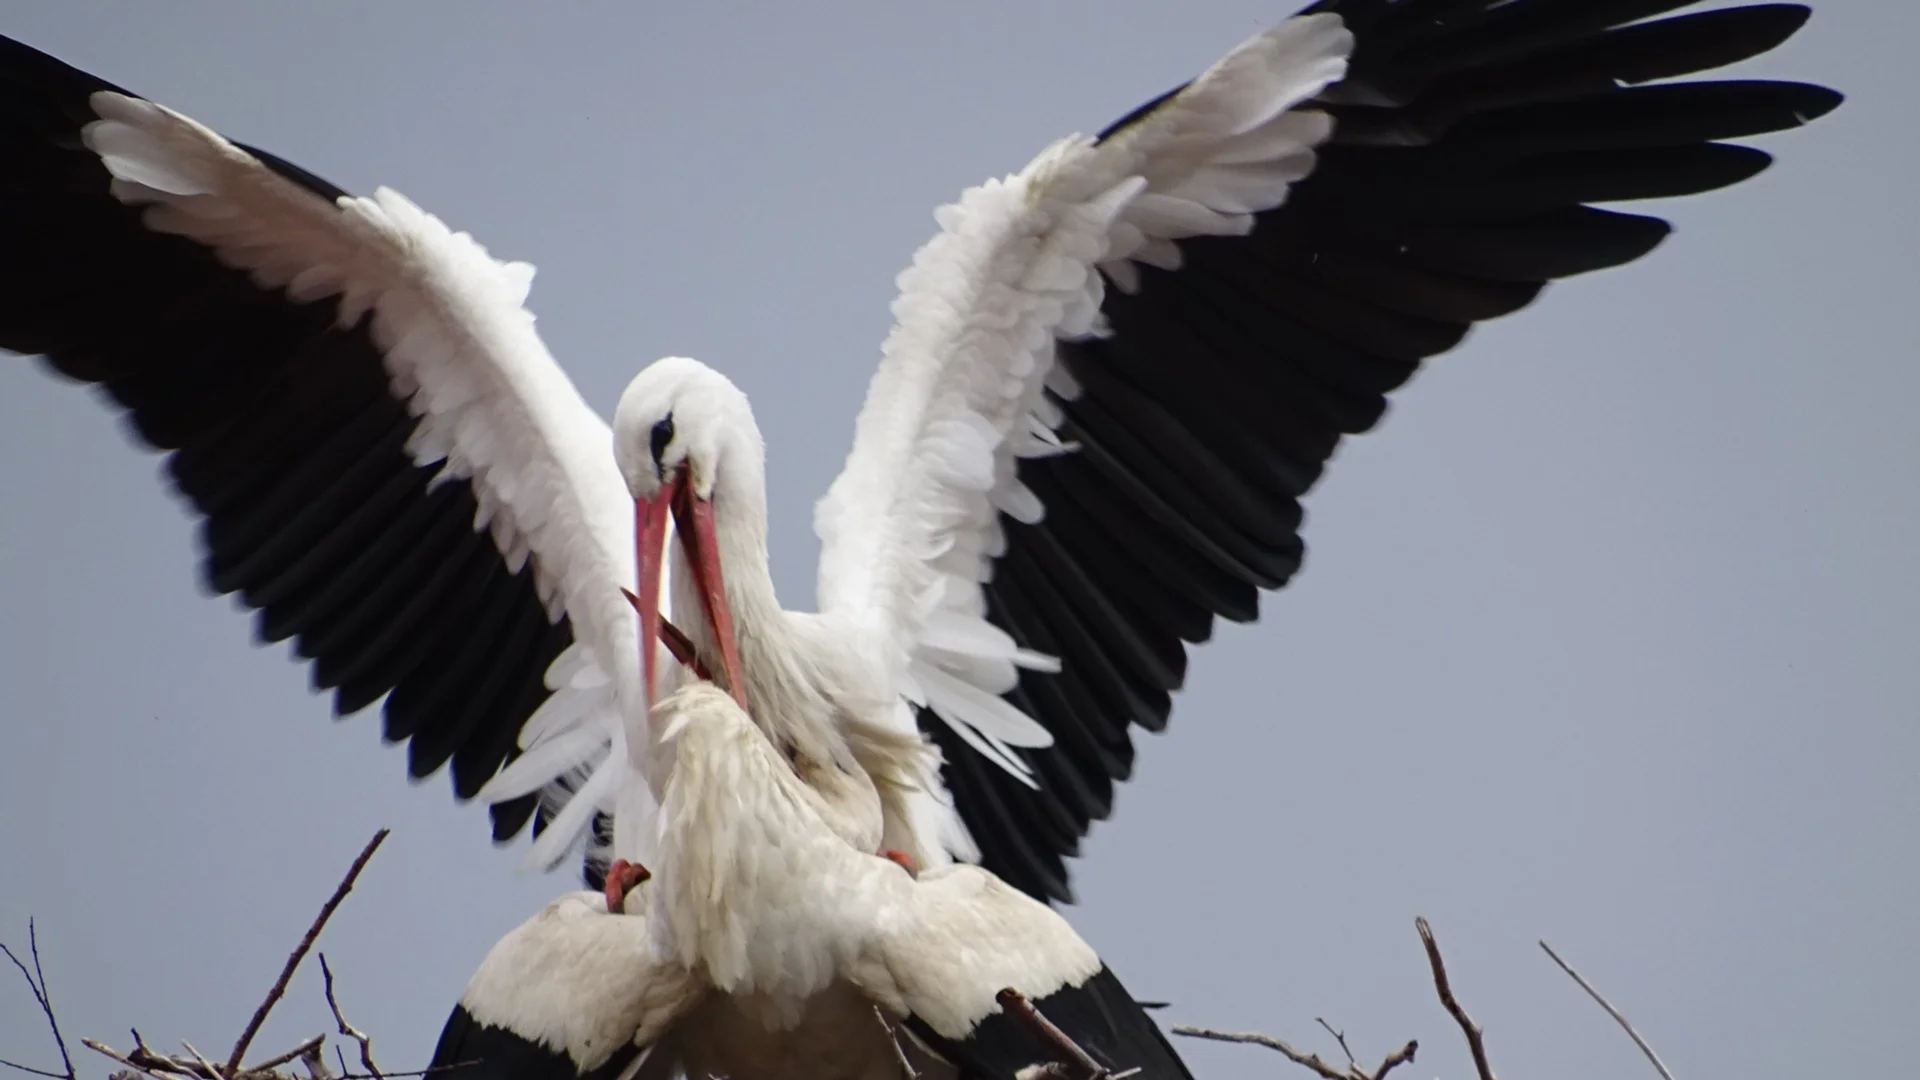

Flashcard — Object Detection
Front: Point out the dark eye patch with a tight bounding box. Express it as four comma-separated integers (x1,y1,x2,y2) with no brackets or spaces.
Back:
650,414,675,465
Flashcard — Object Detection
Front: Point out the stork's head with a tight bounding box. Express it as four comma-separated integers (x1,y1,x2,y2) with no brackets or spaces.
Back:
613,356,758,503
613,357,756,720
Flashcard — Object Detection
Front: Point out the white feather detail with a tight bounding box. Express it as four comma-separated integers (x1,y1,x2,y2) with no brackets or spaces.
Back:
518,684,610,752
81,88,648,866
990,479,1044,524
918,610,1025,662
524,755,622,872
481,726,609,803
930,699,1039,786
803,12,1352,862
914,663,1053,749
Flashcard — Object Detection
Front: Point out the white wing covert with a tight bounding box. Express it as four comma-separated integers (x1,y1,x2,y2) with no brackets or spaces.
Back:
814,13,1354,861
0,40,652,879
818,0,1838,905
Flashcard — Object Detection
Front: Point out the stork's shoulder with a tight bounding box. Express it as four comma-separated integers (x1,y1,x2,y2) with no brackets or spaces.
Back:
438,888,701,1080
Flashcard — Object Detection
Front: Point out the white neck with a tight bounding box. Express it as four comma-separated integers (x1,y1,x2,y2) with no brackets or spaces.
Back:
670,427,864,781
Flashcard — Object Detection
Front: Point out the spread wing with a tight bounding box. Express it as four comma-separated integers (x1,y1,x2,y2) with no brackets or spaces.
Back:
0,34,653,877
813,0,1839,902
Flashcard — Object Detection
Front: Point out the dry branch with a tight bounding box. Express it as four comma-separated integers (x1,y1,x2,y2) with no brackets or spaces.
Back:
872,1007,918,1080
1539,940,1677,1080
0,920,76,1080
1416,917,1495,1080
1315,1019,1357,1070
1171,1025,1416,1080
227,830,390,1075
317,957,382,1080
998,987,1112,1080
1173,916,1515,1080
7,826,1682,1080
3,827,427,1080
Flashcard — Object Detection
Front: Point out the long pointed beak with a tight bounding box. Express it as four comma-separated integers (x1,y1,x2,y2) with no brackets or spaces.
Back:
671,482,750,714
633,476,677,711
628,471,749,717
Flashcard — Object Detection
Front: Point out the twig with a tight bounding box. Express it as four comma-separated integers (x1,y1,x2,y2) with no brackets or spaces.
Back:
298,1044,331,1080
319,956,383,1080
124,1031,192,1080
0,920,76,1080
80,1037,440,1080
1415,918,1494,1080
0,1048,69,1072
226,829,390,1076
335,1070,471,1080
1368,1040,1419,1080
998,988,1109,1079
245,1038,326,1077
179,1042,222,1080
873,1007,918,1080
1171,1028,1349,1080
131,1033,220,1080
1316,1019,1357,1070
1539,940,1677,1080
1171,1023,1419,1080
83,1039,190,1080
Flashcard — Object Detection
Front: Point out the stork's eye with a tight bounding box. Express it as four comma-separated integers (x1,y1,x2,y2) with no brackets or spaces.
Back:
650,414,675,465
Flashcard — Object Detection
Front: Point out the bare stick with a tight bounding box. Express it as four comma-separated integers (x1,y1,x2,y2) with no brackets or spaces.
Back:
334,1060,476,1068
1315,1019,1357,1070
83,1040,192,1080
873,1007,918,1080
299,1045,332,1080
245,1038,327,1077
1369,1041,1418,1080
1171,1028,1349,1080
1,921,76,1080
998,988,1109,1080
226,829,390,1076
179,1042,223,1080
129,1038,217,1080
1539,941,1677,1080
318,956,383,1080
1171,1024,1418,1080
0,1044,66,1072
1415,918,1494,1080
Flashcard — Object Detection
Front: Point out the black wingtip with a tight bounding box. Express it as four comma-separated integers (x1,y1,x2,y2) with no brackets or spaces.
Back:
1762,3,1815,34
489,793,538,843
430,1003,641,1080
909,965,1194,1080
1788,83,1844,125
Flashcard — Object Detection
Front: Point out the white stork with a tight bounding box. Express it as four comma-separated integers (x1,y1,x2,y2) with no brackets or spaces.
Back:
431,683,1189,1080
0,1,1839,901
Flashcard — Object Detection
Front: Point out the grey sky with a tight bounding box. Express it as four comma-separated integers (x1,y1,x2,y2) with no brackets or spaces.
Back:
1,3,1913,1079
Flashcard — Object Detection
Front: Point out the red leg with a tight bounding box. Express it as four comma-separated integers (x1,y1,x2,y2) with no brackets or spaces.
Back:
604,858,652,912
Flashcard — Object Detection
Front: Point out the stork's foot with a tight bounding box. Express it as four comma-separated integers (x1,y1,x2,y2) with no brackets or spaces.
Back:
604,858,652,913
997,988,1113,1080
880,848,918,877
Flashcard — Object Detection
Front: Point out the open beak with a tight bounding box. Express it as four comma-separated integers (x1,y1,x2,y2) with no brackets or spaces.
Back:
630,470,749,715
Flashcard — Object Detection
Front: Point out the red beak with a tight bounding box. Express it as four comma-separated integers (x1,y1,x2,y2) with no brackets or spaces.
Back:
631,470,749,715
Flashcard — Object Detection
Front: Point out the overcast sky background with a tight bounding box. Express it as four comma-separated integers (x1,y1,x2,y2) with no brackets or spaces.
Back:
0,3,1912,1079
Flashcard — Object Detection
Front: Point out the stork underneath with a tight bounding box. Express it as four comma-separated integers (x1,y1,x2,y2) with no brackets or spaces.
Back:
432,683,1189,1080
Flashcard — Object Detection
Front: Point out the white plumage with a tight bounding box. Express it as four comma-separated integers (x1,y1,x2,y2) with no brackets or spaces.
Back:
437,683,1178,1080
83,77,658,871
0,6,1840,1076
3,0,1838,903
